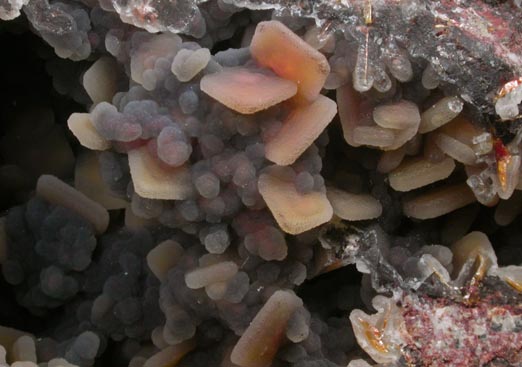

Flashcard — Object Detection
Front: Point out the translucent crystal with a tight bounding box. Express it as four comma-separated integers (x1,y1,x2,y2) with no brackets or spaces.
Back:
317,23,333,44
419,96,463,133
23,0,75,35
383,43,413,83
353,43,374,92
466,174,496,204
421,64,439,90
221,0,313,17
447,97,464,113
0,0,29,20
23,0,91,60
472,132,493,155
111,0,206,38
372,65,392,93
495,85,522,120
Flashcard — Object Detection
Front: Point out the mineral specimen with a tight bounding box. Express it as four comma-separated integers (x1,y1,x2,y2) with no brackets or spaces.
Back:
1,0,522,367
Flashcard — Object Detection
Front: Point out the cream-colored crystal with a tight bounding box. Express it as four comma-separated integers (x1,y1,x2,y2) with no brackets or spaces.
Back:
74,152,127,210
83,57,119,105
200,67,297,114
147,240,184,282
326,187,382,221
250,21,330,103
403,183,476,219
67,113,111,151
128,147,194,200
230,290,303,367
265,95,336,165
258,168,333,235
184,261,238,289
36,175,109,234
389,157,455,192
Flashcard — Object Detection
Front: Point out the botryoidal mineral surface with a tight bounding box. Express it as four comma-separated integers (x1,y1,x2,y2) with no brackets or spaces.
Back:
0,1,522,367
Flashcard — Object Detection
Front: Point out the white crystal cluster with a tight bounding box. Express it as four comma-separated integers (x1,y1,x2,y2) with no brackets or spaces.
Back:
495,84,522,121
0,0,28,20
110,0,207,37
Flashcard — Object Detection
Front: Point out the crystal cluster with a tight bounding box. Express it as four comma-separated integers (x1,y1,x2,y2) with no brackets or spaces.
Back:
327,229,522,366
0,1,522,367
